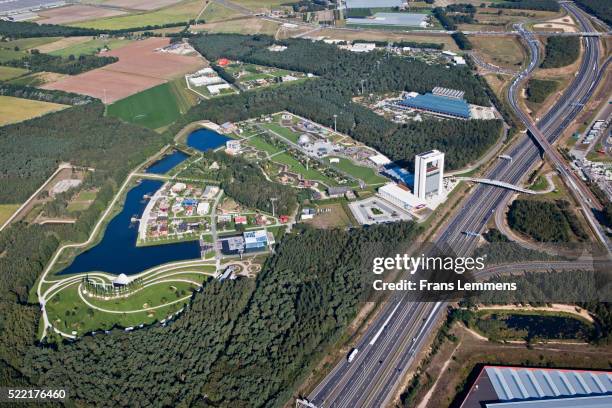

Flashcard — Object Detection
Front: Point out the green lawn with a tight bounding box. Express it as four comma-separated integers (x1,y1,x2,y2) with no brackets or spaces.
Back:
272,152,339,186
0,204,19,225
262,123,301,143
49,38,133,57
327,157,387,185
107,79,196,129
70,0,202,30
0,48,25,63
0,66,28,81
246,135,284,155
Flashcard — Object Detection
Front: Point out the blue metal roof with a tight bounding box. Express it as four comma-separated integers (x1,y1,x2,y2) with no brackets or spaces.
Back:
485,395,612,408
398,93,471,118
485,366,612,401
383,164,414,187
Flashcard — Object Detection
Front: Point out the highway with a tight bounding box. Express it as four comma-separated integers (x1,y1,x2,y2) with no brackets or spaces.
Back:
306,3,608,407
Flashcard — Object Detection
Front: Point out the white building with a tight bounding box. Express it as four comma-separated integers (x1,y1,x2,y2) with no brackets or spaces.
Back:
207,83,233,95
226,140,241,154
414,150,444,200
378,183,425,210
368,153,392,167
196,202,210,215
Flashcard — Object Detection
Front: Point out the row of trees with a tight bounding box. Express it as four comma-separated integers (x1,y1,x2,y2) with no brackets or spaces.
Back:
2,51,117,75
490,0,559,12
0,83,95,105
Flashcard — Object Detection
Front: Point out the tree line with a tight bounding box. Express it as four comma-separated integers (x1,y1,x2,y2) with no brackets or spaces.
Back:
490,0,559,12
0,83,95,105
2,51,117,75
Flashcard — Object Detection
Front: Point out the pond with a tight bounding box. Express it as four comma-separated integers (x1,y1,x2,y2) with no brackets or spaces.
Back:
59,179,200,276
145,150,189,174
187,128,231,152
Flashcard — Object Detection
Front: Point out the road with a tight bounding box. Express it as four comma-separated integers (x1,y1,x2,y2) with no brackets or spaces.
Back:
307,3,607,407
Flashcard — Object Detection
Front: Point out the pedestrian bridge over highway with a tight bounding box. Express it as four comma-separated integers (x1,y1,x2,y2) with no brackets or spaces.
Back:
451,177,537,194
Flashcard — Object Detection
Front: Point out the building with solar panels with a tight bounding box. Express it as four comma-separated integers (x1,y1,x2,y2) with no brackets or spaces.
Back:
398,92,471,119
460,365,612,408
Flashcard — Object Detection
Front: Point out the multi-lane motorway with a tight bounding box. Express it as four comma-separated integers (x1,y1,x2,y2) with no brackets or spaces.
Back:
307,3,608,407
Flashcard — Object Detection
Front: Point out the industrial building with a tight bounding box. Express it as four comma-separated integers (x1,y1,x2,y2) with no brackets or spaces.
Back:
398,92,471,119
414,150,444,200
378,183,425,210
383,164,414,187
460,365,612,408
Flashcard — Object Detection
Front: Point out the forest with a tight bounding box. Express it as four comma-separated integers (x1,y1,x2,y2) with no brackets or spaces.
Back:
22,223,419,407
0,102,165,203
526,78,558,103
490,0,559,12
180,34,501,170
451,32,472,50
540,36,580,68
574,0,612,25
0,83,95,105
507,199,588,242
2,51,117,75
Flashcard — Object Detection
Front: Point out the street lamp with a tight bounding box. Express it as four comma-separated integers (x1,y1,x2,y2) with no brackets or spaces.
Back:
333,114,337,133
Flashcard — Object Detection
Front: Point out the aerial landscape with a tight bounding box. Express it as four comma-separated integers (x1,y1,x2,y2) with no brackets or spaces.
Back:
0,0,611,406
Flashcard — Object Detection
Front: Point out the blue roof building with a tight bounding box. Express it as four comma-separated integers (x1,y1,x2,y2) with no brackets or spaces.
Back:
244,230,268,250
398,93,471,119
383,164,414,188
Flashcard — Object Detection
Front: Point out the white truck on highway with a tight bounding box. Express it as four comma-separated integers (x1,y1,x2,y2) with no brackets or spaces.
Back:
347,348,359,363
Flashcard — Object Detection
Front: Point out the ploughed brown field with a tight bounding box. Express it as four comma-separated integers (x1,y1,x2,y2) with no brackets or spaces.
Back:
41,38,204,103
36,5,127,25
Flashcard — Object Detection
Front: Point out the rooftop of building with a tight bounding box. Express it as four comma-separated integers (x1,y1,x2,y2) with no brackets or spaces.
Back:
399,93,471,119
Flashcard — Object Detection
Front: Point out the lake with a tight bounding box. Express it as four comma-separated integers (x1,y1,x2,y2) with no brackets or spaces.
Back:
59,179,200,276
187,128,231,152
145,150,189,174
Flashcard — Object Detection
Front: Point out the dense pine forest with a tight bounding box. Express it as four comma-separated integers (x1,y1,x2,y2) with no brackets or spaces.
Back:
574,0,612,25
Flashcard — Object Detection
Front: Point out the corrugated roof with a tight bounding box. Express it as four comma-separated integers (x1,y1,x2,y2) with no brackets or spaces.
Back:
399,93,471,118
485,366,612,401
485,394,612,408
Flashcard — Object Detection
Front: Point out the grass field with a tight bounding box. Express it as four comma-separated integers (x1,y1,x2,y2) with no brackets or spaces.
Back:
49,38,133,57
247,134,284,155
471,36,525,70
107,78,197,129
44,280,198,335
0,96,68,126
4,37,62,50
327,157,387,185
71,0,202,29
0,66,28,81
201,2,244,22
272,152,339,186
0,204,19,226
262,123,301,143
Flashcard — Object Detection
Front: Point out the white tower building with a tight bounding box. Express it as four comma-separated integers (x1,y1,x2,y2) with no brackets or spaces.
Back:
414,150,444,200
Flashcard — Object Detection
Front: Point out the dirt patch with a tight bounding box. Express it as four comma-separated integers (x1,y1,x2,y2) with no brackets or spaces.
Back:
37,5,127,25
305,203,351,229
41,37,204,102
533,23,577,32
102,0,184,11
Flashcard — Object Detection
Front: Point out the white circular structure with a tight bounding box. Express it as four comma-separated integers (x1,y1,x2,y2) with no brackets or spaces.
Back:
298,134,311,145
113,273,131,286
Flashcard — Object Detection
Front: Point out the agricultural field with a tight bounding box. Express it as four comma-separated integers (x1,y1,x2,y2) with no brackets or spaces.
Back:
108,78,198,129
42,37,204,103
7,72,67,87
36,5,127,25
0,96,68,126
99,0,185,11
49,38,133,57
70,0,203,30
192,17,280,36
0,66,28,81
303,203,354,229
